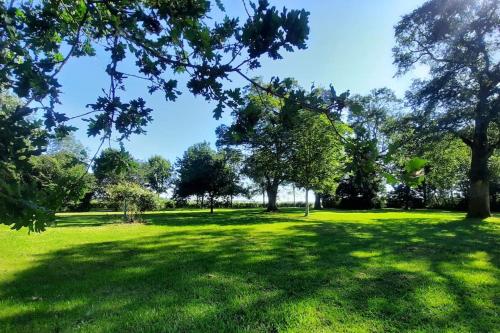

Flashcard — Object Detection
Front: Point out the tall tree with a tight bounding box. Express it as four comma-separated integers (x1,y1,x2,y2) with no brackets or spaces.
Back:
290,111,345,216
394,0,500,218
0,93,49,231
145,155,172,195
217,83,297,211
336,88,399,209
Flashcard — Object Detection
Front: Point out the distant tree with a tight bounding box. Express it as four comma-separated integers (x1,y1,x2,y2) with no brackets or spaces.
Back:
388,128,472,209
145,155,172,195
290,111,346,216
93,145,138,187
217,83,297,211
30,152,95,212
394,0,500,218
490,153,500,211
336,88,399,209
175,143,240,213
47,133,88,162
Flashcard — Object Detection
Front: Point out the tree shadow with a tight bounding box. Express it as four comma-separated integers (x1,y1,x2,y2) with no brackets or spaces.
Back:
55,209,306,228
1,213,498,332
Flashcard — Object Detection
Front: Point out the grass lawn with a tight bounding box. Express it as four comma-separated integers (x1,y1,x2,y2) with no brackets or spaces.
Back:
0,209,499,332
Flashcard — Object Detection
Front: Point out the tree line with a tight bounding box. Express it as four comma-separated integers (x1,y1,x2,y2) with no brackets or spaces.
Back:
0,0,498,231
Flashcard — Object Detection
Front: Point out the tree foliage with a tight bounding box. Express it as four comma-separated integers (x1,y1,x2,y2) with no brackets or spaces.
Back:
289,111,346,215
217,82,298,211
0,93,49,231
175,142,241,213
105,181,158,222
1,0,309,137
394,0,500,217
30,152,95,212
145,155,172,195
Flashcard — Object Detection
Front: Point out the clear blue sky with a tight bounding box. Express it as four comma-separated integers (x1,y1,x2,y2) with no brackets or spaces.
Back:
55,0,425,163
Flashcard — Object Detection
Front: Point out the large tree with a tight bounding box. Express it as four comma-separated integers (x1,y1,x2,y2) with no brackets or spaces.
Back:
175,142,240,213
393,0,500,218
217,83,297,211
0,93,49,231
335,88,399,209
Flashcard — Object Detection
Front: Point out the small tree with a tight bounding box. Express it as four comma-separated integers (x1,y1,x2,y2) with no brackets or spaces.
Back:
106,182,158,222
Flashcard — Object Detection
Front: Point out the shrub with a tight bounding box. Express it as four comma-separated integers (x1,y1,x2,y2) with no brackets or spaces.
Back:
105,182,159,222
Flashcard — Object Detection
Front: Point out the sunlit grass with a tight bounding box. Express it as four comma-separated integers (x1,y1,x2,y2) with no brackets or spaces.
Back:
0,208,498,332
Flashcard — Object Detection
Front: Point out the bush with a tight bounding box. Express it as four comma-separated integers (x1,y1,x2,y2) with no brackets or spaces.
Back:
105,182,159,222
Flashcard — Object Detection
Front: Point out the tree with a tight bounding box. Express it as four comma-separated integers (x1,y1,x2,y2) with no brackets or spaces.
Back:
30,152,95,212
388,126,472,209
336,88,399,209
217,83,297,211
290,111,345,216
47,133,88,162
175,142,240,213
93,146,138,186
145,155,172,195
106,181,158,222
0,93,50,231
394,0,500,218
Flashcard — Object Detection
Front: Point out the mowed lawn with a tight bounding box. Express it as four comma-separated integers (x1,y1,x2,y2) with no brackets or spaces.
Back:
0,209,499,333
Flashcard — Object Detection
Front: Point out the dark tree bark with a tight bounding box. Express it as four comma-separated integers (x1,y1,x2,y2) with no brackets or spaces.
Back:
314,192,322,210
467,117,491,218
210,196,214,214
266,182,279,212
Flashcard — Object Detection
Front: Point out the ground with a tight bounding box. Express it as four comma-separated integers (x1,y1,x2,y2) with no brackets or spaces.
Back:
0,209,498,333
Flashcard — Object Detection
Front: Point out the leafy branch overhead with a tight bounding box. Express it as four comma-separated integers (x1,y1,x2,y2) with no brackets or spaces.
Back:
1,0,310,138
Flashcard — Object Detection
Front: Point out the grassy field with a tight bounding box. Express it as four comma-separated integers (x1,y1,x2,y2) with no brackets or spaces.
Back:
0,209,498,332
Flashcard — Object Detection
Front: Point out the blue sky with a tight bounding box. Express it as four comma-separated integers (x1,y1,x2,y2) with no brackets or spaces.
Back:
55,0,425,163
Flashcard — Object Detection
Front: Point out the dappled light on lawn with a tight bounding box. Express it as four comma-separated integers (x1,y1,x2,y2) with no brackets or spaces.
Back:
0,209,498,332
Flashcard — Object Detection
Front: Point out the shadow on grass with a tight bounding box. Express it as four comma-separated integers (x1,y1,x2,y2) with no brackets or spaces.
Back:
1,212,498,332
55,208,305,228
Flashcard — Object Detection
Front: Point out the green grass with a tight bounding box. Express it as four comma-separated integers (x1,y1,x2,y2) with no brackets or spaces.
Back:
0,209,499,332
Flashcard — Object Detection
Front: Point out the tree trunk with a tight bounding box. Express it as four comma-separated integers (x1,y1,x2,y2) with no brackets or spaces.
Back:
292,184,296,206
468,138,490,218
262,189,266,208
305,189,310,216
266,183,279,212
210,196,214,214
201,195,204,208
314,192,322,210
